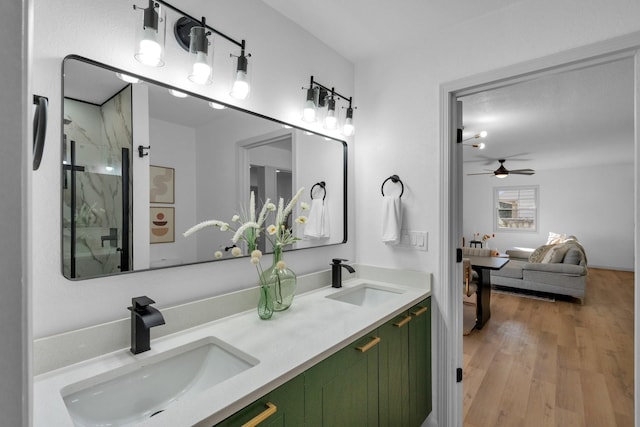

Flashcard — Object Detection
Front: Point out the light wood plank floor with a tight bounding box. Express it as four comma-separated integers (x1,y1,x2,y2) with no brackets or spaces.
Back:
463,268,634,427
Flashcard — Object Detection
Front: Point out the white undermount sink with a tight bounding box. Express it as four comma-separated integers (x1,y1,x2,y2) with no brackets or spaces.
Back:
326,283,405,307
61,337,259,427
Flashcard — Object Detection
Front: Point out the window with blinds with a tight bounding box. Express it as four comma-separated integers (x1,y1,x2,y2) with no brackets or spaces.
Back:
494,186,538,232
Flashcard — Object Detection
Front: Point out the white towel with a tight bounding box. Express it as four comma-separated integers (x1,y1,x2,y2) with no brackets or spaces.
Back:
304,199,330,239
381,196,402,244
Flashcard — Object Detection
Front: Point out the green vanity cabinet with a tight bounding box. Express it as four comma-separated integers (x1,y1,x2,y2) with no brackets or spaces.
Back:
378,298,432,427
408,298,432,426
304,334,380,426
214,374,305,427
378,311,411,426
214,297,431,427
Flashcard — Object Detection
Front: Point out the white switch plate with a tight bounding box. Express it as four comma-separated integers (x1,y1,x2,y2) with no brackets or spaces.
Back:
397,230,428,251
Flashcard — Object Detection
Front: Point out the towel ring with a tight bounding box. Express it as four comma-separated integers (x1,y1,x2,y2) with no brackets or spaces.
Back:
310,181,326,201
381,175,404,198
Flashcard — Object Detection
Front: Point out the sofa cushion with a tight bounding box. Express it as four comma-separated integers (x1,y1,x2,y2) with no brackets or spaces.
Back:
563,248,583,265
505,248,534,260
522,262,586,275
492,259,524,279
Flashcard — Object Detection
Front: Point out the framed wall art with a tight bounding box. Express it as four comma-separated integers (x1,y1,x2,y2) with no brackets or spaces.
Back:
150,165,175,204
150,206,175,244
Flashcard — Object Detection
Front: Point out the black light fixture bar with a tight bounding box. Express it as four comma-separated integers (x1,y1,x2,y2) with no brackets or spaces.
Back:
308,76,353,106
152,0,244,49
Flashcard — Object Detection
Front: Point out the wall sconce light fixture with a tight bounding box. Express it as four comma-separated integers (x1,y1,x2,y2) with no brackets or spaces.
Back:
230,42,251,99
460,130,487,149
187,17,213,85
133,0,166,67
302,76,356,136
133,0,251,96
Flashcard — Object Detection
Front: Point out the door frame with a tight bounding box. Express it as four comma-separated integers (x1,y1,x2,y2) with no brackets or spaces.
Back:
438,32,640,426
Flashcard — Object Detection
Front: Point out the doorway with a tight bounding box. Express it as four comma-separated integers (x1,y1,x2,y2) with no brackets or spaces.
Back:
458,57,634,424
439,38,640,426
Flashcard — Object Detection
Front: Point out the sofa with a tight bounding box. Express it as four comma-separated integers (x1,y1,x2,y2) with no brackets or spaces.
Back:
491,236,588,303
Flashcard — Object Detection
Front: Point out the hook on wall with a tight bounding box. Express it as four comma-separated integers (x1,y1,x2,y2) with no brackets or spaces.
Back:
138,145,151,158
381,174,404,198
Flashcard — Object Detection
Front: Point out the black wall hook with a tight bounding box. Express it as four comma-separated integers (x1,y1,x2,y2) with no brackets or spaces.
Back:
138,145,150,158
310,181,327,200
381,174,404,198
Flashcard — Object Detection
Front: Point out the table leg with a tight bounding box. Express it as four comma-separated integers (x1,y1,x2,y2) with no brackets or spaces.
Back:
474,267,492,329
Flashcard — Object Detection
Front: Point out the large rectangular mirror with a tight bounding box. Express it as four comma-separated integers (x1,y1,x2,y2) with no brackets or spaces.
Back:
62,55,347,280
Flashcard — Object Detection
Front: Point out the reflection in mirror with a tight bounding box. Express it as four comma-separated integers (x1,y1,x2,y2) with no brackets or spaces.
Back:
62,56,347,280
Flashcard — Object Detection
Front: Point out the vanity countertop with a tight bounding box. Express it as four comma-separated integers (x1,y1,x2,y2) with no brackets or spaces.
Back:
33,266,431,426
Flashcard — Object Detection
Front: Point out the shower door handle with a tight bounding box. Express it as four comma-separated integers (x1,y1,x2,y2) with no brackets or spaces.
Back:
33,95,48,171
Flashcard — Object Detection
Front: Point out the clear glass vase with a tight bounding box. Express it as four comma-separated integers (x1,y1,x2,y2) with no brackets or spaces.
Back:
262,246,297,311
257,285,274,320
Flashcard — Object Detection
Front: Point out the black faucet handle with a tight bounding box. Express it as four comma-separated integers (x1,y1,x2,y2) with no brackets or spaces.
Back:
332,258,349,264
131,296,155,310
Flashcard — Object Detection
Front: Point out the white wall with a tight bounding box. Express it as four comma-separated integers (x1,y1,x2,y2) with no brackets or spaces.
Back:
463,164,635,270
30,0,354,338
148,117,198,267
352,3,640,425
1,1,28,425
354,0,640,274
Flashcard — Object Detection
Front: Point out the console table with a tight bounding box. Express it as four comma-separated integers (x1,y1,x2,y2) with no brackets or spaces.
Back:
466,256,509,329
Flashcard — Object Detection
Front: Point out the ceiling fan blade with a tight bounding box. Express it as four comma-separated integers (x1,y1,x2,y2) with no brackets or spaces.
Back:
509,169,535,175
467,172,494,176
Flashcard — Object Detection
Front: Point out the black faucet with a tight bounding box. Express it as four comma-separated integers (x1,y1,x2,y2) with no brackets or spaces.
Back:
127,296,165,354
331,258,356,288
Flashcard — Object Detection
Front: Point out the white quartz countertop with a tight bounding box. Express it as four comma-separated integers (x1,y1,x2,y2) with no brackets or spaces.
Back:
34,269,430,427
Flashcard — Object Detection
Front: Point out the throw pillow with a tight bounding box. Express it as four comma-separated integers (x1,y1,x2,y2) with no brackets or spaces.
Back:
546,232,567,245
529,244,554,263
540,243,571,263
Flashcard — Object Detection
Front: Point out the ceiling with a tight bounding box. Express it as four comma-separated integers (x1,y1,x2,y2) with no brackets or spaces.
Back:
461,57,634,174
261,0,521,62
261,1,635,174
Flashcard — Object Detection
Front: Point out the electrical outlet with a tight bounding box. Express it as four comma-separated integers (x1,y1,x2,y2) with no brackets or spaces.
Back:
397,230,428,251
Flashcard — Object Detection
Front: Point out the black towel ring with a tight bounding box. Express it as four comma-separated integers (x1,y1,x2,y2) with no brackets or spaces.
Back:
310,181,327,201
381,175,404,198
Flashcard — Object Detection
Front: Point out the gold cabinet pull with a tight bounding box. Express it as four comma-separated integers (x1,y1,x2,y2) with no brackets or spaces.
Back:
356,336,381,353
411,306,428,317
242,402,277,427
393,315,412,328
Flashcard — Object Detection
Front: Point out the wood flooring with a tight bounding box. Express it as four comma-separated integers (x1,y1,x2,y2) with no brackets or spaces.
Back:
463,268,635,427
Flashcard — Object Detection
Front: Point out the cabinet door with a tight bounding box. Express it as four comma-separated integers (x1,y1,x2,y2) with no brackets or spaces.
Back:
215,374,304,427
408,298,432,426
305,334,380,427
378,312,411,427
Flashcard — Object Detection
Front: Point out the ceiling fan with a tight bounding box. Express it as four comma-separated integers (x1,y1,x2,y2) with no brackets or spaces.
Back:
468,159,535,178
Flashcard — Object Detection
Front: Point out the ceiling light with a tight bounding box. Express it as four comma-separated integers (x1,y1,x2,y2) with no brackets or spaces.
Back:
208,101,226,110
116,72,140,84
168,88,188,98
133,0,166,67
